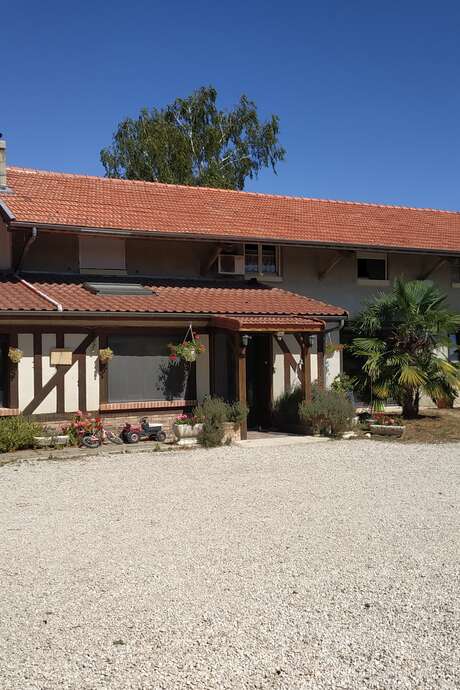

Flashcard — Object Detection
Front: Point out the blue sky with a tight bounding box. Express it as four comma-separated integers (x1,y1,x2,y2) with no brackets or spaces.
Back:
3,1,460,209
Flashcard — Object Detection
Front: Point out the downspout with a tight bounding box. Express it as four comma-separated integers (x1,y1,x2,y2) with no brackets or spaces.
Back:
14,225,38,272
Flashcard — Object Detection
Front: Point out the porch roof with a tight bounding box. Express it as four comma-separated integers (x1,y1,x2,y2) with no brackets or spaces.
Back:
0,275,346,319
211,315,324,332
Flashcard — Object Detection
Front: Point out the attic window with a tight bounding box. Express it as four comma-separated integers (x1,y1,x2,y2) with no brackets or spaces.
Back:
357,252,388,284
83,282,153,296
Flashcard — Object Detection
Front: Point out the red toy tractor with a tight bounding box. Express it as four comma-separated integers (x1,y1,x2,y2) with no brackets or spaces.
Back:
121,417,167,444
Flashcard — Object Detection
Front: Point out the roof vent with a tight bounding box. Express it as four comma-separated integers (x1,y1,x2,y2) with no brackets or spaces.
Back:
83,282,154,296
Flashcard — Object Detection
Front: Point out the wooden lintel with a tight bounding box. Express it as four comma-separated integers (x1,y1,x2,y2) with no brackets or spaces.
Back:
419,258,447,281
318,251,349,281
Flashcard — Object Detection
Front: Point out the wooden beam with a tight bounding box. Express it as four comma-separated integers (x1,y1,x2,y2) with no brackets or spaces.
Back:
300,337,312,401
316,333,325,390
419,258,447,281
318,251,350,281
236,334,247,440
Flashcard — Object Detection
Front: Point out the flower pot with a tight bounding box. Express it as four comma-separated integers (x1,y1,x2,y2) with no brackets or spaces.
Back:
369,424,405,438
223,422,241,443
54,435,69,446
34,436,53,447
436,398,454,409
173,423,203,445
183,350,197,362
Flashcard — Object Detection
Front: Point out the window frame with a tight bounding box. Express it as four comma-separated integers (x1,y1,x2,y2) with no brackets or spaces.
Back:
356,251,389,286
106,332,197,404
243,243,282,281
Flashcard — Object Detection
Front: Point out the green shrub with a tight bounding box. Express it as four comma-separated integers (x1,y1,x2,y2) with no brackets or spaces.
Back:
331,373,355,394
193,397,249,448
272,387,304,429
0,416,43,453
298,385,354,436
194,397,227,448
226,400,249,424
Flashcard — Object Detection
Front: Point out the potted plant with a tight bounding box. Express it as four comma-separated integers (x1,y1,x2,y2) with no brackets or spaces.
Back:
172,414,204,445
99,347,114,364
169,329,205,363
8,347,23,364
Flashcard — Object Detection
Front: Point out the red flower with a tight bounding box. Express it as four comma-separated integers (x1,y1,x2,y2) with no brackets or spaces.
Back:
169,354,177,361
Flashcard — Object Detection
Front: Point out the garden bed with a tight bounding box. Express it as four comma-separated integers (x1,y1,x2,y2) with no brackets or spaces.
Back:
364,409,460,443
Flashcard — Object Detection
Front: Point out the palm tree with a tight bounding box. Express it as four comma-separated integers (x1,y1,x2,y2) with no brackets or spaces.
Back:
350,279,460,418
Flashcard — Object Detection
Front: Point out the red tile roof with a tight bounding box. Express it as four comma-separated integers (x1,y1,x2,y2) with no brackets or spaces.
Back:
211,315,324,331
2,167,460,253
0,276,346,317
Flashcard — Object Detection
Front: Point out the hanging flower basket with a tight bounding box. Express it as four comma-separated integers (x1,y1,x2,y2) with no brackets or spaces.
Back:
169,327,205,363
8,347,23,364
325,343,345,358
98,347,114,363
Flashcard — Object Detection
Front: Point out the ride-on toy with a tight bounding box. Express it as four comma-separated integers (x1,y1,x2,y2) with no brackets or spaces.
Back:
121,417,167,444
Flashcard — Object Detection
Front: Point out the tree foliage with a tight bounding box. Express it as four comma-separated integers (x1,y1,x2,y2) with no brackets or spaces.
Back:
350,279,460,418
100,86,285,190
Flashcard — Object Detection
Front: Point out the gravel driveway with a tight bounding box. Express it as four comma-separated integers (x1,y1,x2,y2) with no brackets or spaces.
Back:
0,441,458,689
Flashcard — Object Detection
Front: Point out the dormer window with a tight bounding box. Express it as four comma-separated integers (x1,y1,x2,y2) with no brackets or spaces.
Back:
79,236,126,275
244,243,281,277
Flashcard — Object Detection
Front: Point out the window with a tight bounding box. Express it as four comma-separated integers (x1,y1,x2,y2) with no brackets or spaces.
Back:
79,236,126,274
244,243,280,277
357,252,388,283
107,334,196,403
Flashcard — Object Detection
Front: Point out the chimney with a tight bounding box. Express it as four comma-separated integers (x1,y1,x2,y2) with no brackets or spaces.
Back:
0,137,6,189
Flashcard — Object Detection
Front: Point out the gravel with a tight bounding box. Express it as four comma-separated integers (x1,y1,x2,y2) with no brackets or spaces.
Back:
0,440,458,689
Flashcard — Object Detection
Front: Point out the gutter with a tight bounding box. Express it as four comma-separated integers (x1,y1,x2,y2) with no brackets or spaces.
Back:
7,220,460,258
0,309,345,320
0,200,15,222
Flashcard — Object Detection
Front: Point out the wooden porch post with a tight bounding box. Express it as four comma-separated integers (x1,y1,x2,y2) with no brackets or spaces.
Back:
317,332,325,390
300,335,312,401
236,334,248,440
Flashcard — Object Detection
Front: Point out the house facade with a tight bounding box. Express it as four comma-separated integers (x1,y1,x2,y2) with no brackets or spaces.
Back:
1,141,460,434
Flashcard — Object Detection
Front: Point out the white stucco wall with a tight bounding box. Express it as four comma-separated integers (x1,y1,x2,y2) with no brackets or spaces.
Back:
86,337,99,411
324,329,341,387
17,334,34,410
64,334,83,412
34,334,57,414
280,246,460,317
272,338,285,400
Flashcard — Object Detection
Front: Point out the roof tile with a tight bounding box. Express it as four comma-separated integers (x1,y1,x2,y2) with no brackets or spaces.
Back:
2,167,460,253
